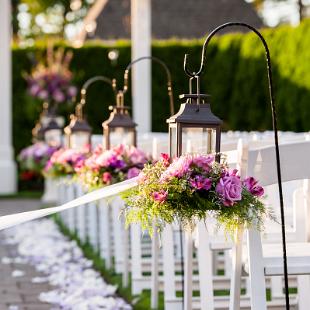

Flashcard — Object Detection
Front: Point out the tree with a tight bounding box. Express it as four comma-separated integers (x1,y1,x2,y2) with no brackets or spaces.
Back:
250,0,306,23
12,0,93,41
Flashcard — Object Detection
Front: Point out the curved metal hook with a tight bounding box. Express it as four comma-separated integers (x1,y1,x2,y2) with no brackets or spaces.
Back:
184,22,270,78
184,21,289,310
77,75,115,119
121,56,175,115
80,75,115,105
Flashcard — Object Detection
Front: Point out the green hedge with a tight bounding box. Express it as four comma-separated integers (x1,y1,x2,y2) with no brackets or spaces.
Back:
12,20,310,154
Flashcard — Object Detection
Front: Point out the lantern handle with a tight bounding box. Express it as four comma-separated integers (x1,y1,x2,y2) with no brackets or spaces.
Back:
184,21,289,310
80,75,115,106
78,75,116,119
119,56,175,115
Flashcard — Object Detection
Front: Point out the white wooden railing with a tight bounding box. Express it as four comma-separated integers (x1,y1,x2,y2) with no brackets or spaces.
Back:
51,131,310,309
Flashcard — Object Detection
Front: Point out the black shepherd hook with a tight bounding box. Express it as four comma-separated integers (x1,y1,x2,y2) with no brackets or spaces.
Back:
120,56,175,116
184,22,289,309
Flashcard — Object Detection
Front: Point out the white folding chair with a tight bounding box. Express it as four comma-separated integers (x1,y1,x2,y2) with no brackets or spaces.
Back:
230,141,310,310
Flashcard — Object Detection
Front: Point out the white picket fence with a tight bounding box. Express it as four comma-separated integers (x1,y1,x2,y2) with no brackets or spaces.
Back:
49,131,310,309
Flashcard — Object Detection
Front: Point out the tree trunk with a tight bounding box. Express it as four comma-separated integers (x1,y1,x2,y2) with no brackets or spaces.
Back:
297,0,304,22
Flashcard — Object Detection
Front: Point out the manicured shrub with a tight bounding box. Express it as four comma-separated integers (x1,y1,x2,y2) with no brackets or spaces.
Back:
12,20,310,154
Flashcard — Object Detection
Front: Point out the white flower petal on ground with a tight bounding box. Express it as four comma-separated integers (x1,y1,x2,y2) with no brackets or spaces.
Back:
4,219,132,310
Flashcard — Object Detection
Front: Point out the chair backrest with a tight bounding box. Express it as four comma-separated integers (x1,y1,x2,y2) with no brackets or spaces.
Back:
247,141,310,186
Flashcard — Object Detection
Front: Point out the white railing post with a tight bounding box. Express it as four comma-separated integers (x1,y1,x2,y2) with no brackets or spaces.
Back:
151,225,159,309
99,199,112,269
76,183,86,243
184,231,193,310
111,197,125,273
131,223,143,294
88,202,99,251
197,221,214,310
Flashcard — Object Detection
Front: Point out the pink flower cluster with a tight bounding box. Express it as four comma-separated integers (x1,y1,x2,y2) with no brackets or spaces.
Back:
79,144,149,187
17,142,58,173
149,154,264,207
45,148,87,176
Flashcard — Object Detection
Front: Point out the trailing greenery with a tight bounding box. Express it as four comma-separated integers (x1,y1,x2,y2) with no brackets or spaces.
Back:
54,214,164,310
13,20,310,155
123,154,269,236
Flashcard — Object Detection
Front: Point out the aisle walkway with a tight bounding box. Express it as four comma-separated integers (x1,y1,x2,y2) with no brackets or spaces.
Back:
0,199,131,310
0,199,58,310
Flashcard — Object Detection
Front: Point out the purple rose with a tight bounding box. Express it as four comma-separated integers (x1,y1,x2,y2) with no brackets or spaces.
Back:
153,190,168,203
216,172,242,206
243,177,264,197
190,175,212,191
127,167,141,179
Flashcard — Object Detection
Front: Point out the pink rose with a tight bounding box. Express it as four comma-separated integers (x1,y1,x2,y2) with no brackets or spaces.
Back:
243,177,264,197
128,146,148,165
192,155,214,171
153,190,168,203
127,167,141,179
102,172,112,184
216,172,242,206
160,153,170,166
190,176,212,191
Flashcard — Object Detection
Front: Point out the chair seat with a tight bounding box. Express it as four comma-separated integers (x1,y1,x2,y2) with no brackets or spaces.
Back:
244,242,310,276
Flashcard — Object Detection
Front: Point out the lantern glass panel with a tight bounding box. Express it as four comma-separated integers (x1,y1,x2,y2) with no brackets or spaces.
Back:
181,127,216,155
109,127,135,147
70,132,90,152
45,129,62,147
169,125,177,158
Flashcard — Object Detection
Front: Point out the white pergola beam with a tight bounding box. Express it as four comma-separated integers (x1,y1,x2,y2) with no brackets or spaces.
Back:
0,0,17,194
131,0,151,133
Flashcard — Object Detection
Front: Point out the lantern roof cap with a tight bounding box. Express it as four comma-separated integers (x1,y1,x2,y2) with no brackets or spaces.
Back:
65,116,92,134
45,118,62,131
102,105,137,129
167,95,222,125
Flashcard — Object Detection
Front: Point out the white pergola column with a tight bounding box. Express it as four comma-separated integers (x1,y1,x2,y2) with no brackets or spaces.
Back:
0,0,17,194
131,0,151,133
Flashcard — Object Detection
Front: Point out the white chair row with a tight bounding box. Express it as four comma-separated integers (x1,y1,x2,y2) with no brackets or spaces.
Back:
54,132,310,309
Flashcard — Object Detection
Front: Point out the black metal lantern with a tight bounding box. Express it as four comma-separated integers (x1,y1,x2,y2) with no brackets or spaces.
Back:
104,56,174,151
44,118,62,147
102,92,137,149
167,78,222,158
64,103,92,152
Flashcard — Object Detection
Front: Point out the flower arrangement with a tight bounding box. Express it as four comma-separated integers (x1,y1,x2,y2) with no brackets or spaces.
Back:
44,148,87,179
123,153,269,235
78,144,150,191
18,143,58,180
25,46,77,105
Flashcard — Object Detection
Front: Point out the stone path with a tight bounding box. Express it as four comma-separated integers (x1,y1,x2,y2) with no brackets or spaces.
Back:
0,199,57,310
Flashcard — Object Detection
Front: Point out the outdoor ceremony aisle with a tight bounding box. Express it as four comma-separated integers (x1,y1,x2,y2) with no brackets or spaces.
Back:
0,211,131,310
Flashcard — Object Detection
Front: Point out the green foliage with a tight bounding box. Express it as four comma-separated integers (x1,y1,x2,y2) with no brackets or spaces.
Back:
122,155,270,236
12,20,310,155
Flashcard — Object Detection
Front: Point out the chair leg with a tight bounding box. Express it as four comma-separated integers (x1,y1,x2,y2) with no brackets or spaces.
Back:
297,275,310,310
246,228,267,310
229,227,243,310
